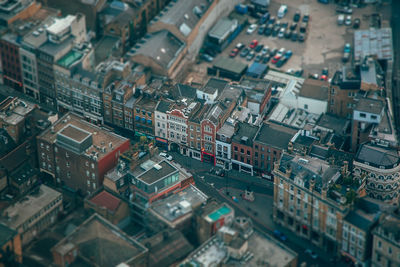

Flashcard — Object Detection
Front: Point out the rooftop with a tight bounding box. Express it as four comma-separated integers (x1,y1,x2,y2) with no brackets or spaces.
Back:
213,56,247,75
205,203,232,223
153,0,212,38
185,236,227,266
133,159,178,185
10,162,37,185
150,185,208,225
156,99,173,113
354,27,393,61
131,30,185,70
355,142,399,169
0,185,62,229
52,213,147,266
344,208,379,232
355,97,384,115
88,190,121,212
0,96,35,126
38,112,128,160
254,123,296,149
217,122,236,139
208,16,238,40
315,113,350,135
268,103,319,129
201,77,229,94
56,50,83,68
232,122,259,147
0,128,16,158
299,79,329,101
38,35,75,56
0,223,16,246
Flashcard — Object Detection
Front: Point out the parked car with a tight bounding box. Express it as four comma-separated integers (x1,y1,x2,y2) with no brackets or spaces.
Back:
285,50,293,59
159,152,172,161
271,54,281,64
290,22,297,30
249,39,258,49
229,48,239,58
265,24,273,36
302,14,310,22
342,52,350,62
345,15,352,26
278,47,286,55
269,48,278,56
201,53,214,62
240,47,250,57
272,25,280,37
273,230,287,241
320,74,328,81
309,73,319,80
337,14,345,25
247,24,258,34
259,12,270,24
254,53,263,62
305,249,318,259
281,21,288,29
246,51,255,61
215,169,225,177
261,46,269,55
294,69,304,77
276,56,288,67
278,28,285,38
284,29,292,39
299,22,308,33
353,18,361,29
336,6,353,14
255,44,264,52
277,4,288,19
298,33,306,42
262,55,271,63
258,24,266,34
344,43,351,53
291,31,298,41
293,11,301,22
268,16,276,25
322,67,329,76
236,43,245,50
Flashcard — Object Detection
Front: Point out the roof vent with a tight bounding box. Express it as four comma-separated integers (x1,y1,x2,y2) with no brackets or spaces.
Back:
154,164,162,170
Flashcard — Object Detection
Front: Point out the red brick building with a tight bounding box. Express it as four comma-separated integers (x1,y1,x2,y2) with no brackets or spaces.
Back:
37,112,130,195
0,34,23,92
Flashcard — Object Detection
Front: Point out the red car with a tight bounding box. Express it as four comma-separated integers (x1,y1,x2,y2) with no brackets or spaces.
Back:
249,39,258,49
271,55,282,64
320,75,328,81
229,48,239,57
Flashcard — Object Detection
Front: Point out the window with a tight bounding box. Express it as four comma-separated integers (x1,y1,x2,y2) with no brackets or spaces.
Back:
247,150,250,155
234,146,238,152
359,113,366,118
304,104,308,110
371,115,377,120
240,148,244,154
66,162,70,167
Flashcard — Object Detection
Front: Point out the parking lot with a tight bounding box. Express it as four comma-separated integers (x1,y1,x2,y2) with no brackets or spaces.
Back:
184,0,390,84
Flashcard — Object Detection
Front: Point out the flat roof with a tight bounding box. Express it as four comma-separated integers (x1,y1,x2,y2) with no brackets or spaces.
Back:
354,28,393,61
57,50,83,68
208,17,238,40
137,160,178,185
0,223,16,246
38,113,128,160
355,98,384,115
59,124,92,143
254,123,296,149
0,185,62,229
213,56,247,75
205,204,232,222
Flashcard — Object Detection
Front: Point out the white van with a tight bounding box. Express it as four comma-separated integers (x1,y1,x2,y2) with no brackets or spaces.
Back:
277,5,288,19
337,14,344,25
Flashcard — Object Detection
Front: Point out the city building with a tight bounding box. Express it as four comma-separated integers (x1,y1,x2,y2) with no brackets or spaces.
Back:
215,121,235,170
0,223,22,264
149,184,208,231
231,122,259,175
196,78,228,105
154,99,173,150
253,122,296,176
36,13,87,110
351,97,384,152
51,213,148,267
371,211,400,267
0,185,63,245
84,189,130,227
353,142,400,203
328,67,360,118
0,33,24,92
341,198,381,267
37,112,130,195
273,153,360,253
184,217,297,267
195,201,234,244
0,0,42,27
133,94,158,137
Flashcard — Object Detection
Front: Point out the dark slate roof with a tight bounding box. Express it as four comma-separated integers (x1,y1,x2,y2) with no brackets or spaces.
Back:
355,98,384,115
201,78,229,94
232,122,259,147
213,57,248,75
156,99,173,113
0,128,17,158
0,223,16,246
316,113,349,135
10,162,38,185
344,210,376,232
254,123,296,150
310,145,330,160
175,83,197,99
355,143,399,168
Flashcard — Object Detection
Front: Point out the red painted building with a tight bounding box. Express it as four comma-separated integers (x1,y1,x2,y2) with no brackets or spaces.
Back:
0,34,23,92
37,112,130,195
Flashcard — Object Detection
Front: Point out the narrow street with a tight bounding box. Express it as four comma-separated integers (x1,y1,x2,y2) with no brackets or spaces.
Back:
169,151,343,267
